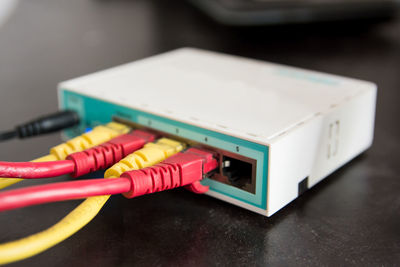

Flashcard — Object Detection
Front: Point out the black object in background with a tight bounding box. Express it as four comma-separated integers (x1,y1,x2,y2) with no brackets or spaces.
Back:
189,0,400,25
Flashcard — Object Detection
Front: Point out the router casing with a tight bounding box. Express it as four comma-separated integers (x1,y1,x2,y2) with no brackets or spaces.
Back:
59,48,376,216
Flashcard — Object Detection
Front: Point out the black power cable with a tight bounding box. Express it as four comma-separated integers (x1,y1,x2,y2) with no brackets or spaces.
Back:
0,110,80,142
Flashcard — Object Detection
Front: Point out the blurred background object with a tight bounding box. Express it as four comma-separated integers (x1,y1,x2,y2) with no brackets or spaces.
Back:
0,0,399,266
189,0,400,25
0,0,18,28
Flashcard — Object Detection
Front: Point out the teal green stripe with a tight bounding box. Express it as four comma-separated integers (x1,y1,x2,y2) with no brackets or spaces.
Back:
61,90,268,210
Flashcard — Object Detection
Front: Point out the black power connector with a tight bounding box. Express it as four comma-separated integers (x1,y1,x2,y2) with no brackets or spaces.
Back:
0,110,80,142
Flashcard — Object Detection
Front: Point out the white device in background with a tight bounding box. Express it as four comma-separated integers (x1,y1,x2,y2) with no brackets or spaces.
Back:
59,48,376,216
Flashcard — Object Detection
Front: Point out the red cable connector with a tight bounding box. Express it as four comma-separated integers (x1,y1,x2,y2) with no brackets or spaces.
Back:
67,130,155,177
121,147,218,198
0,130,156,179
0,147,218,212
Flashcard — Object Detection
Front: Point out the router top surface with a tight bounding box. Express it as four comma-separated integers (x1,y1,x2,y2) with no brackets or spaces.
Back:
60,48,375,144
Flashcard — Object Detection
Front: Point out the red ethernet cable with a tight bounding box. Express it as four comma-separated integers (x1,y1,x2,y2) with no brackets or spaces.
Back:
0,130,155,179
0,148,218,212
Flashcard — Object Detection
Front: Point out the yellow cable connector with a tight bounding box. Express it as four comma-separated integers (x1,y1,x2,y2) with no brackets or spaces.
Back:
0,122,130,190
105,138,184,178
0,138,184,265
50,122,130,160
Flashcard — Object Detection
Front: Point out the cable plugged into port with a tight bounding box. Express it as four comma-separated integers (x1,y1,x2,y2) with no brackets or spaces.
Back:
0,130,156,179
0,122,132,190
113,117,257,194
0,147,218,212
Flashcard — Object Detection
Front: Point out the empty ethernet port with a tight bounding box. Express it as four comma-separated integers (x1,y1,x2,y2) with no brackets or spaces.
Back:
210,154,256,194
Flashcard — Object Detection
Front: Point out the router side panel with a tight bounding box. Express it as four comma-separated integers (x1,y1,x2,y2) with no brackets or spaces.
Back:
267,86,377,216
308,86,377,187
267,117,323,216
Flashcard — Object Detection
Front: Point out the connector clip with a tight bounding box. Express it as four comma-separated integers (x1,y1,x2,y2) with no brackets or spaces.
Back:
121,147,218,198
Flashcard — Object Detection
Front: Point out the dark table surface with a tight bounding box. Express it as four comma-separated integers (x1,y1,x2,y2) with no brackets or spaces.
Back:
0,0,399,266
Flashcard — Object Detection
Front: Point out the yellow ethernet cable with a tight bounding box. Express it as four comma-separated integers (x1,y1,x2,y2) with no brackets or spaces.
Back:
0,122,130,190
0,138,184,265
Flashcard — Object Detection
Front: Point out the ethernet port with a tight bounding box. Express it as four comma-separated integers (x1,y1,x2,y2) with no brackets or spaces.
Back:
210,154,256,194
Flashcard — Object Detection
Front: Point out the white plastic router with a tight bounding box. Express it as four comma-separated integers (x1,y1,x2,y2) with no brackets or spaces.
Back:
59,48,377,216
